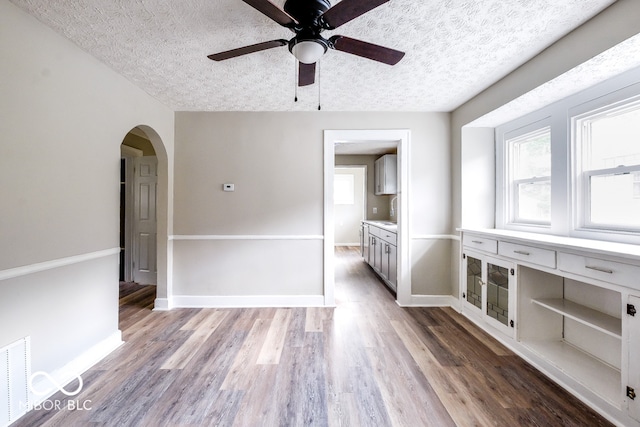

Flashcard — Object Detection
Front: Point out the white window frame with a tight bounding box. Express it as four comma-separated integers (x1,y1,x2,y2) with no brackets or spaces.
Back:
508,127,552,226
572,95,640,233
495,66,640,244
497,117,552,232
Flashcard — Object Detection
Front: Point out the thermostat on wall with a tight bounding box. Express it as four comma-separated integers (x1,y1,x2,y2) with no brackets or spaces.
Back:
223,183,235,192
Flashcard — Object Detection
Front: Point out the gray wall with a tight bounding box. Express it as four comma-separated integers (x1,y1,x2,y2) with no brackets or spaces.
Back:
173,112,451,298
0,2,174,375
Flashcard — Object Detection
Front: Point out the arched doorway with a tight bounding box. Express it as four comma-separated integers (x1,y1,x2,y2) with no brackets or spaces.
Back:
118,125,169,319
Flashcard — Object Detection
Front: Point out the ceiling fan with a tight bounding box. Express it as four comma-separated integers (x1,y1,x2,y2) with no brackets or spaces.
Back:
208,0,405,86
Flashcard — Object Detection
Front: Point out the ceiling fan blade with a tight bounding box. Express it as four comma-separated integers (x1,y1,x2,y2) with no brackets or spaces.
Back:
298,62,316,86
321,0,389,29
208,39,288,61
242,0,298,27
329,35,404,65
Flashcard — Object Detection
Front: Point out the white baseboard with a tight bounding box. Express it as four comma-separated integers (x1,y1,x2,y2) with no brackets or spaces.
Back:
334,243,360,247
28,331,122,407
171,295,326,308
398,295,459,308
153,298,172,311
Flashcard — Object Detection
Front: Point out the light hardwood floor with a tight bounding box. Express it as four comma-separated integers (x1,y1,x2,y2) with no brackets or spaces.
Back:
15,247,611,426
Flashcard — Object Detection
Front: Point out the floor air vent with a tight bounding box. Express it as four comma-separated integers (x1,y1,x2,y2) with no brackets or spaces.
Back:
1,337,30,427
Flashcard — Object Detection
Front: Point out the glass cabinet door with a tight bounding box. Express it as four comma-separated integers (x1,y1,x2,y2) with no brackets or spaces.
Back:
486,262,510,327
465,255,483,311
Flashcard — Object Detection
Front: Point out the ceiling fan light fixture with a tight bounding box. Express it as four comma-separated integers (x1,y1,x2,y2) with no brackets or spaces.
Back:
291,40,327,64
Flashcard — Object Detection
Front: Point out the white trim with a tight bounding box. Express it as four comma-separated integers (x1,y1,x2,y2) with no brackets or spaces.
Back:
170,235,324,241
171,295,326,308
334,242,360,247
324,129,411,307
0,248,120,281
399,295,459,308
411,234,460,241
153,298,172,311
24,331,122,416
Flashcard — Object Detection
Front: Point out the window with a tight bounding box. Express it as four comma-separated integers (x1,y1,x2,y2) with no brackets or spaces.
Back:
507,127,551,225
334,173,355,205
575,99,640,231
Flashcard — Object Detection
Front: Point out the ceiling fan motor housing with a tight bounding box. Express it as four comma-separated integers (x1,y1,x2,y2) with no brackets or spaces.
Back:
284,0,331,27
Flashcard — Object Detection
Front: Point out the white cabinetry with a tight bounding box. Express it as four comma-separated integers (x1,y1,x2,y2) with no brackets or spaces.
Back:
462,247,516,338
460,228,640,426
374,154,397,195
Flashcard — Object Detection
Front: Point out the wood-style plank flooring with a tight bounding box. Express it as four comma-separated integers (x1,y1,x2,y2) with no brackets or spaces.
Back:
15,247,611,426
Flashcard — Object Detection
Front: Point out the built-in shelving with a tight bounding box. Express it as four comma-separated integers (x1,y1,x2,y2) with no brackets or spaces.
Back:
531,298,621,339
523,340,621,407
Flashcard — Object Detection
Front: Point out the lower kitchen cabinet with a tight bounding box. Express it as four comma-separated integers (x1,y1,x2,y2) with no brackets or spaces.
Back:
361,221,397,292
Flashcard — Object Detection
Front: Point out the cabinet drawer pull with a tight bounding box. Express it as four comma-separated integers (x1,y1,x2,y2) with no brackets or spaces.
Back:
471,240,483,244
585,265,613,274
514,250,530,256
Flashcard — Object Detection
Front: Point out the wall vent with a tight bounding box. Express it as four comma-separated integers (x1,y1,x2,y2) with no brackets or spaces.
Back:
1,337,30,427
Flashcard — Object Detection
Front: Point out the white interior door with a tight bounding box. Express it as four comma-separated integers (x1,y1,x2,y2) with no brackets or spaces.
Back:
133,156,157,284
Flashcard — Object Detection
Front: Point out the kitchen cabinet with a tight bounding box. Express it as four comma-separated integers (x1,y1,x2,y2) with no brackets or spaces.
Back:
374,154,397,195
362,221,397,292
460,228,640,426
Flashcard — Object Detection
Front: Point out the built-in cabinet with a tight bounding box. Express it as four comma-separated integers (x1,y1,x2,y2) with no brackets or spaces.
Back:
460,228,640,427
362,221,397,291
462,249,516,338
374,154,397,195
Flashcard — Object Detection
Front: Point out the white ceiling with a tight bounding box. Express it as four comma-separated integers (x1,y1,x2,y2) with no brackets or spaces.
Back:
11,0,619,112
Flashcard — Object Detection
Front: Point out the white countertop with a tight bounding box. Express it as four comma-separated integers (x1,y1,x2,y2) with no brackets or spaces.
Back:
363,220,397,233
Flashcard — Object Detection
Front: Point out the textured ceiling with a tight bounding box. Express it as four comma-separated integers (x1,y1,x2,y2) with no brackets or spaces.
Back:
11,0,618,112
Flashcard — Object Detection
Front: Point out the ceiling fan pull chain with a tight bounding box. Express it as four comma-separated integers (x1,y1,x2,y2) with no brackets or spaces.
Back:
294,59,298,102
317,60,321,111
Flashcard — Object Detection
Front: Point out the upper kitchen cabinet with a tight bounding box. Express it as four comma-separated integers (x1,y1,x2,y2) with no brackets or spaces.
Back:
374,154,397,195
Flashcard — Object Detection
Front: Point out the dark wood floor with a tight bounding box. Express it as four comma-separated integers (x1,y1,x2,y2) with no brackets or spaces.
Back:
15,247,611,426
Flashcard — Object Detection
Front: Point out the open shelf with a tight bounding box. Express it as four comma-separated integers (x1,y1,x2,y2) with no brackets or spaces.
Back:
531,298,621,339
523,339,621,407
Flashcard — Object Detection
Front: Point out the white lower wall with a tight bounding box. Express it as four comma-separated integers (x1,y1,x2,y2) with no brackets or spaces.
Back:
172,238,324,296
0,253,121,375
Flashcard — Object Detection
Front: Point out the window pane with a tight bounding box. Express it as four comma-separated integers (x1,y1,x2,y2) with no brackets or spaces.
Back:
334,174,354,205
513,130,551,180
590,173,640,228
588,106,640,170
517,181,550,222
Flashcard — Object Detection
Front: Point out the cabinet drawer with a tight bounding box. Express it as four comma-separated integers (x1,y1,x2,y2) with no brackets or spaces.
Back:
498,241,556,268
379,231,397,245
368,226,381,238
462,235,497,254
558,252,640,288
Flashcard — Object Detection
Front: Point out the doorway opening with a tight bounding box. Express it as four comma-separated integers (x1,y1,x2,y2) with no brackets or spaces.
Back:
334,166,367,247
119,127,158,321
324,129,411,306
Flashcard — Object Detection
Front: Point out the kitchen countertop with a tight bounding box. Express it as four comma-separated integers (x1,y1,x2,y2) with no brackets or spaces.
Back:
363,220,397,233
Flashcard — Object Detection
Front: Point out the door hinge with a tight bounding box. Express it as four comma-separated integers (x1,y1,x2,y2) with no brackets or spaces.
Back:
462,292,466,299
628,304,637,316
627,386,636,400
510,268,515,276
462,253,466,259
510,320,514,328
